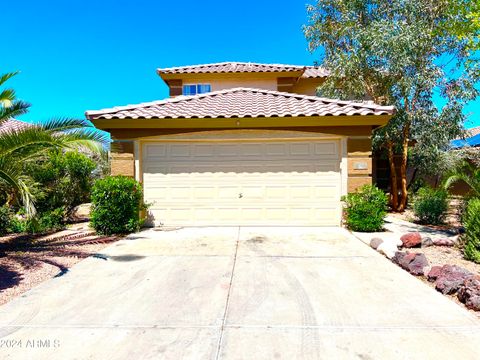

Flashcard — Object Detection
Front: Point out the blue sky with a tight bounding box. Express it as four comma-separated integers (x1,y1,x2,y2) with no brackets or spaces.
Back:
3,0,479,129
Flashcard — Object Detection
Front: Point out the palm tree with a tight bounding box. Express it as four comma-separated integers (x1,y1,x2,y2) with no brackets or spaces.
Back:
0,72,108,217
444,160,480,198
0,72,30,122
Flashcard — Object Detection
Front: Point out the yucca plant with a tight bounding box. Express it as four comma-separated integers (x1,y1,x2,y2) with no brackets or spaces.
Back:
0,71,108,217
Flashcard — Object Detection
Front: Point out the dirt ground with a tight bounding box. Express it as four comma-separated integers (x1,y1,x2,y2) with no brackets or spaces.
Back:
0,222,120,306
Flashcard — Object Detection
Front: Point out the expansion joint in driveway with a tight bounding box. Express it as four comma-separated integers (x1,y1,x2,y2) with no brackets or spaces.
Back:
215,226,241,360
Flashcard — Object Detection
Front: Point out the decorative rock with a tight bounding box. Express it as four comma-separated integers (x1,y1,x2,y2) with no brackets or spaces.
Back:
458,276,480,311
377,242,397,259
432,238,455,247
427,265,473,295
393,251,429,276
400,232,422,248
421,237,434,248
427,266,444,282
370,238,384,250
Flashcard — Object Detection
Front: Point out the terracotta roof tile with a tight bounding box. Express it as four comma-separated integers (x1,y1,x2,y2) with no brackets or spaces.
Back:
156,62,329,78
0,118,32,134
86,88,394,120
467,126,480,137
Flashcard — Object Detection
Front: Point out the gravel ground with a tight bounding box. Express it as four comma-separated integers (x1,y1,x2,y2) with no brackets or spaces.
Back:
0,222,120,306
385,199,480,316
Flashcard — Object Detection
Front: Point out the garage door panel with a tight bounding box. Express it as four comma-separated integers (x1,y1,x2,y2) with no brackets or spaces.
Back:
143,140,342,226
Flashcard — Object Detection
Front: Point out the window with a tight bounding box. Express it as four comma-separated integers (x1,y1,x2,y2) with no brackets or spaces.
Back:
183,84,211,96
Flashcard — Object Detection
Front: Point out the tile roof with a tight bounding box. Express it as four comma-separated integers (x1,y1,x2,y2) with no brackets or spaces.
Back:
0,118,33,134
86,87,394,120
451,126,480,148
156,62,329,78
466,126,480,138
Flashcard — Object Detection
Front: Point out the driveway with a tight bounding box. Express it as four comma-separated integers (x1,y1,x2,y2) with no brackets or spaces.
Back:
1,227,480,359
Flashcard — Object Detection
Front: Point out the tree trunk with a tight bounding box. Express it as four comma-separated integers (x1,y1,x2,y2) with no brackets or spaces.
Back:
387,142,399,211
398,123,410,211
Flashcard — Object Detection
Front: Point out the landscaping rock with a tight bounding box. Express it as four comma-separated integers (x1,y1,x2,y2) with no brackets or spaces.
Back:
377,242,397,259
421,237,434,247
370,238,384,250
427,265,473,295
458,276,480,311
400,232,422,248
393,251,429,276
432,238,455,247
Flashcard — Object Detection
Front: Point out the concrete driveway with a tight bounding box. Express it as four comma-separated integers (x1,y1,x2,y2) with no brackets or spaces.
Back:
1,227,480,359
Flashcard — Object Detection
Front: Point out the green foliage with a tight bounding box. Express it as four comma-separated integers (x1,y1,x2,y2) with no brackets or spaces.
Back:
9,217,26,234
342,185,388,232
444,160,480,198
463,198,480,263
0,205,11,236
91,176,145,235
413,187,448,225
304,0,479,209
27,150,97,216
0,71,109,217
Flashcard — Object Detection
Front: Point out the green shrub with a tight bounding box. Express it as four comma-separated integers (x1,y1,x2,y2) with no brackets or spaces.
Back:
21,208,66,234
413,187,448,225
26,150,97,217
0,205,11,236
90,176,145,235
342,185,388,232
463,198,480,263
9,217,26,234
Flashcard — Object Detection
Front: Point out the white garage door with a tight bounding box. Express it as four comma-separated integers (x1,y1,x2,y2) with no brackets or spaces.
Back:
142,140,342,226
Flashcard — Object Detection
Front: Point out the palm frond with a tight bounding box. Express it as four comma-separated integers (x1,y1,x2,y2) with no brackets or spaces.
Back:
55,128,110,152
0,158,36,217
0,88,16,107
37,117,92,132
0,100,31,124
0,72,19,87
0,119,109,158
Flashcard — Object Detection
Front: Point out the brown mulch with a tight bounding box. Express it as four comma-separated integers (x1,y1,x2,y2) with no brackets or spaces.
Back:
0,223,121,306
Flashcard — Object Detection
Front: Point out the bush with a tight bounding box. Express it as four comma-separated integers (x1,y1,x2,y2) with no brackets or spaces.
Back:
0,205,11,236
26,150,97,217
342,185,388,232
413,187,448,225
463,198,480,263
90,176,145,235
9,217,26,234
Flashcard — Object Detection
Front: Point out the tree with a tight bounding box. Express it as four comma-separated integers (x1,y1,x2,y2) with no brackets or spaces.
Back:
0,72,108,217
304,0,479,211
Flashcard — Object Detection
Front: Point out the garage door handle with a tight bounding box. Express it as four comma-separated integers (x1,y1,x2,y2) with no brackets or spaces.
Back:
239,193,243,199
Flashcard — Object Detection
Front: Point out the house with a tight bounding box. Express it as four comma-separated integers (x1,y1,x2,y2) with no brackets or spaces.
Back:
86,62,395,227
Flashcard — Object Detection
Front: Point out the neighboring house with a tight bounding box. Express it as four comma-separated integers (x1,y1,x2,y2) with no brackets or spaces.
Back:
86,62,394,227
451,126,480,149
0,118,32,134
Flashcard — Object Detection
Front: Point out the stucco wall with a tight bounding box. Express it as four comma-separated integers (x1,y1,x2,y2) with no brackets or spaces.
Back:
180,76,278,92
291,78,325,96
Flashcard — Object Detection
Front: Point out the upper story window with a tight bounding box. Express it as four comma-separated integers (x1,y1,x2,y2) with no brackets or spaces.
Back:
183,84,211,96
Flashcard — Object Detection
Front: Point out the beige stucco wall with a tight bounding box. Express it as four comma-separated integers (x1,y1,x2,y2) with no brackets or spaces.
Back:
291,78,325,96
181,76,278,92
